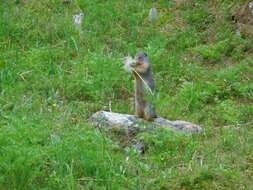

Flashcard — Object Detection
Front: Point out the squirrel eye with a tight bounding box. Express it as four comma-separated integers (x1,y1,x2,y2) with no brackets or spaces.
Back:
144,53,147,57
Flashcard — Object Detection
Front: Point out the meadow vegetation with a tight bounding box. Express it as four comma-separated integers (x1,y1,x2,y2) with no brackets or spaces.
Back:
0,0,252,189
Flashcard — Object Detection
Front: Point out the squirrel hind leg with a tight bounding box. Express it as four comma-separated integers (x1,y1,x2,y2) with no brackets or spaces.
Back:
135,99,145,118
144,103,156,121
135,104,144,118
143,115,155,121
136,110,144,118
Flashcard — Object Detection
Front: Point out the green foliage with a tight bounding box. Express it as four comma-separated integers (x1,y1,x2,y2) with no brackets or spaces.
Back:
1,0,253,189
192,39,231,62
192,36,253,62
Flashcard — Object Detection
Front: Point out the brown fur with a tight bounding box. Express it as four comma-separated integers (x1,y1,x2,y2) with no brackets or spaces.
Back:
144,114,154,121
134,72,145,118
132,53,156,121
134,62,149,74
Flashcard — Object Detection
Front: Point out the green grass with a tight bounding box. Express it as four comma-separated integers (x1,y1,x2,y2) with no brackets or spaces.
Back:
0,0,253,189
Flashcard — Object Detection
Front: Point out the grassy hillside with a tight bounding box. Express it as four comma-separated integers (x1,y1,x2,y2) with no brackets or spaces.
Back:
0,0,252,189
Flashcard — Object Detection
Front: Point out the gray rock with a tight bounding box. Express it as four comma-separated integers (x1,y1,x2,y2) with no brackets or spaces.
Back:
134,140,146,154
90,111,202,133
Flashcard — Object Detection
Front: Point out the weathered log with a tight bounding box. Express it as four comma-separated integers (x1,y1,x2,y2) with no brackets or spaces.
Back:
90,111,202,133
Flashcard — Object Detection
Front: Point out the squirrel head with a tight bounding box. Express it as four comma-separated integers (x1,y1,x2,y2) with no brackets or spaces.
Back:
135,52,148,64
132,52,150,74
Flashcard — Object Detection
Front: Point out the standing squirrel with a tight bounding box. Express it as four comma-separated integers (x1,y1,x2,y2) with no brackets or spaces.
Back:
125,52,157,121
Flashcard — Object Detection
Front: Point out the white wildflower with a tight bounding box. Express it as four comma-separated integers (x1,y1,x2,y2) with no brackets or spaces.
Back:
236,29,241,37
149,7,157,23
123,56,135,73
73,12,84,26
73,11,85,39
249,2,253,9
249,2,253,16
